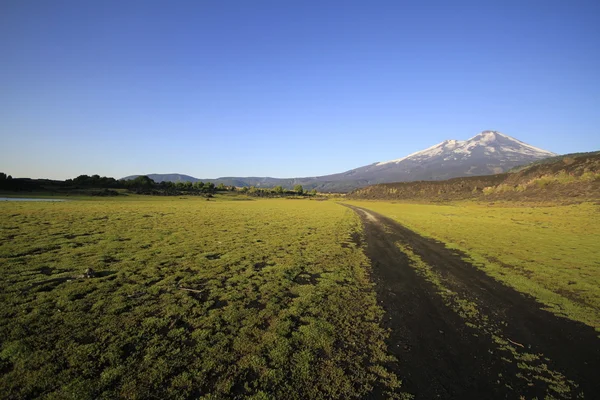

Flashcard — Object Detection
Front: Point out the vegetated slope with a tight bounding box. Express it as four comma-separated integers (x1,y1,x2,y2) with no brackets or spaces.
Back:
121,131,556,192
349,151,600,202
508,150,600,172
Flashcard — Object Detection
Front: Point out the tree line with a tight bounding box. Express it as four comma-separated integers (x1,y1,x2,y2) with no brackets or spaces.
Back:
241,184,317,197
66,175,224,195
1,172,319,197
67,175,319,196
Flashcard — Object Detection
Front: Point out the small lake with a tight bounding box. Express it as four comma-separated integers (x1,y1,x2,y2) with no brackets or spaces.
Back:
0,197,67,202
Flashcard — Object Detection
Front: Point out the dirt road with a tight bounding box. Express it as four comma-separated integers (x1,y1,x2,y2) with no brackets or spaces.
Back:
343,205,600,399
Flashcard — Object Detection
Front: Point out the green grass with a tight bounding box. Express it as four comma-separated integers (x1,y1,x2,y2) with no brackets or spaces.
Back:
345,200,600,330
0,197,406,399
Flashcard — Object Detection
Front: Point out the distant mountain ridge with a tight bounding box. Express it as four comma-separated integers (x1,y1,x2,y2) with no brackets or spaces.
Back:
122,131,557,191
121,173,200,183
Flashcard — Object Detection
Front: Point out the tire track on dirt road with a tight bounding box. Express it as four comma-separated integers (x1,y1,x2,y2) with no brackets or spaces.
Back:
343,204,599,399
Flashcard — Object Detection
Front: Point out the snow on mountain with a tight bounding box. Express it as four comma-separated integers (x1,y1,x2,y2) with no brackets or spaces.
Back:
319,131,557,185
377,131,555,166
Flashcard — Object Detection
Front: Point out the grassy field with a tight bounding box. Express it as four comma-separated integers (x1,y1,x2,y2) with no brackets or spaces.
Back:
0,197,405,399
345,200,600,330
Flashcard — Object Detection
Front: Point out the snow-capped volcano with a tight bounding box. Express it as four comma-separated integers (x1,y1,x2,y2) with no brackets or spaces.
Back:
377,131,555,166
323,131,557,184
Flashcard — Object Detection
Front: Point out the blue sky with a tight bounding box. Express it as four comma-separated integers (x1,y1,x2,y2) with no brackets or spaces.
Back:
1,0,599,180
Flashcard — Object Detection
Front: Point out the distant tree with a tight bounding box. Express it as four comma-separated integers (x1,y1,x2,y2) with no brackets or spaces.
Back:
240,187,249,193
0,173,15,190
73,175,91,186
273,185,284,195
293,184,304,195
159,181,175,190
310,189,317,196
194,181,205,191
205,182,216,193
216,183,226,191
131,175,155,189
71,174,121,188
